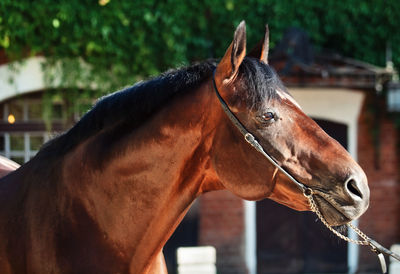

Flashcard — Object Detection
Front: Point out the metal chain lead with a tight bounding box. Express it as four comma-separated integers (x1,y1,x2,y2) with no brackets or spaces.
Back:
305,191,394,273
304,190,369,246
211,70,399,270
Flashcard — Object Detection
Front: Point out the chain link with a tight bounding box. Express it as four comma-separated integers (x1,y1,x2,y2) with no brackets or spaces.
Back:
305,190,369,246
212,68,398,267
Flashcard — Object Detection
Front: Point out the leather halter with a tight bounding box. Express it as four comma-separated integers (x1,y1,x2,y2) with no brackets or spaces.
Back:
212,70,310,195
212,70,400,272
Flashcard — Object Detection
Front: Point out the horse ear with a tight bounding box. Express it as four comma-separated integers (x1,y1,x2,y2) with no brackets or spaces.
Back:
215,21,246,81
248,24,269,64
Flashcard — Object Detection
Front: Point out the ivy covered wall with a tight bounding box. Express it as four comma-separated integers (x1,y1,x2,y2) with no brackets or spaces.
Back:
1,0,399,95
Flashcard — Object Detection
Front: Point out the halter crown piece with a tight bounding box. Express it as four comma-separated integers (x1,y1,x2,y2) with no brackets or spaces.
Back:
212,70,400,273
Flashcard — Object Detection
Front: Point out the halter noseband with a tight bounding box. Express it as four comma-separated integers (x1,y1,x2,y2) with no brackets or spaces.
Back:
212,69,400,273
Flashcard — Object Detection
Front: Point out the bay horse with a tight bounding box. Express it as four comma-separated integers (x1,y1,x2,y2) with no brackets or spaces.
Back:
0,21,369,273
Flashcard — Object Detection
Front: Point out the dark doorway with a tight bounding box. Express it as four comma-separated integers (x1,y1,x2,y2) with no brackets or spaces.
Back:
256,119,348,273
164,200,199,273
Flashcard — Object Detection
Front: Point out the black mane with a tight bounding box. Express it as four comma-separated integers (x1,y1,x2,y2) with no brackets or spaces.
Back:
40,60,216,155
38,57,286,157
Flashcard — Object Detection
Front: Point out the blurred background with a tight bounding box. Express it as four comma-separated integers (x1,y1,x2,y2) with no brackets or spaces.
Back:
0,0,399,273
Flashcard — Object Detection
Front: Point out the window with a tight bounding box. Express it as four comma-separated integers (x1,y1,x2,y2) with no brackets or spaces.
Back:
52,103,64,120
27,100,43,121
0,95,67,165
10,134,24,150
0,133,50,165
2,98,66,123
0,105,4,121
0,135,4,152
8,101,24,122
30,135,44,151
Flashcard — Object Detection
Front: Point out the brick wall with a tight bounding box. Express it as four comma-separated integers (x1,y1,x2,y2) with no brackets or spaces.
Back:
357,94,400,272
199,190,248,274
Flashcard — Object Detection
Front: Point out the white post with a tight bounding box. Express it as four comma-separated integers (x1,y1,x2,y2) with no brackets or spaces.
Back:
347,120,360,274
347,219,359,274
177,246,216,274
389,244,400,274
245,200,257,274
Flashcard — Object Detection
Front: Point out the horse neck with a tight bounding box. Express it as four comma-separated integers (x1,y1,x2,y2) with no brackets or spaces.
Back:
60,80,223,272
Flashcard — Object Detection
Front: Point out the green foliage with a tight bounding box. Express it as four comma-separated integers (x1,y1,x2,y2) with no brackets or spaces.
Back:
1,0,399,96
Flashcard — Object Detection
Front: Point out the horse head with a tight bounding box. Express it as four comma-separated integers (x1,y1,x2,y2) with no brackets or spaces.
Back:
211,21,369,226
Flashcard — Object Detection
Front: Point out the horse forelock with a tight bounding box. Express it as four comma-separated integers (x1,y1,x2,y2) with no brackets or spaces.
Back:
238,57,288,110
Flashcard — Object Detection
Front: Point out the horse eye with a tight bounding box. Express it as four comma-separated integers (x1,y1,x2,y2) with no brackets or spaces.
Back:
262,112,275,121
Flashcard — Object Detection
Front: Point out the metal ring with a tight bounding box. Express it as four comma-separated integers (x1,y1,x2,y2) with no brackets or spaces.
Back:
303,188,313,197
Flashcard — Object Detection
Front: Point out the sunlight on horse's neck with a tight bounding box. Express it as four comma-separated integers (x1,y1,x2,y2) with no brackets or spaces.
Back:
62,80,220,273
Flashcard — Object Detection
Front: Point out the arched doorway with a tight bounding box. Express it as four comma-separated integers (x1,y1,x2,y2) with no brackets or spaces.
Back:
246,89,364,274
256,119,348,273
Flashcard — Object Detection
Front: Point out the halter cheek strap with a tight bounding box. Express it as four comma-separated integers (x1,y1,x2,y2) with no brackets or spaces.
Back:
212,69,400,272
212,70,308,193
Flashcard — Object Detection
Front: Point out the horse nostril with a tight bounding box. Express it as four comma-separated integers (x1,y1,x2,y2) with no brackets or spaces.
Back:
346,179,363,199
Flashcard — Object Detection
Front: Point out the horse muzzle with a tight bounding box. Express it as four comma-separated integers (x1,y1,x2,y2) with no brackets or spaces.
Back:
314,172,370,226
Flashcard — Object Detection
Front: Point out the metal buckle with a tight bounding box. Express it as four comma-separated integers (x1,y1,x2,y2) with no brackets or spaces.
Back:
244,133,254,144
